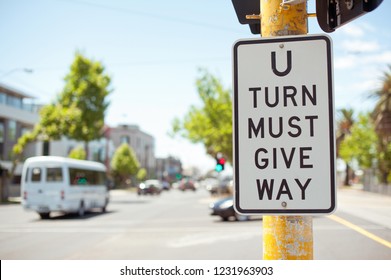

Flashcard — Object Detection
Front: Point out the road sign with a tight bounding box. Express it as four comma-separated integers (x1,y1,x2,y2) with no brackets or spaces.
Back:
233,35,336,215
316,0,383,33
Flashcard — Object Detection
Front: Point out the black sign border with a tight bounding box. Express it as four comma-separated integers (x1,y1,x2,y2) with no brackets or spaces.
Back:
233,35,336,215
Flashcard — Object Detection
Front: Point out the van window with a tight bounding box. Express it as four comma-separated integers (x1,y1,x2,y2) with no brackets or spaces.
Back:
70,168,88,185
31,168,42,182
47,167,63,182
69,168,105,186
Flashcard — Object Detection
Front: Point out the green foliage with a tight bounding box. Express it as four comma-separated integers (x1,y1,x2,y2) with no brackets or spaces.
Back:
371,65,391,136
13,131,34,156
12,51,111,160
339,113,378,169
136,168,147,181
39,104,82,140
377,137,391,183
170,69,232,162
59,51,112,143
336,108,355,155
110,143,140,186
370,65,391,183
68,146,86,160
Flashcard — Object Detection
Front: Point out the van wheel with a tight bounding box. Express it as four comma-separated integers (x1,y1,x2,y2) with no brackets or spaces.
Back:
78,201,85,217
39,212,50,219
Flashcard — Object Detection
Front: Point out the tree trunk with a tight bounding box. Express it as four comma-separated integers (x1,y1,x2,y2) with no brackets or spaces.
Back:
344,163,351,186
84,142,89,160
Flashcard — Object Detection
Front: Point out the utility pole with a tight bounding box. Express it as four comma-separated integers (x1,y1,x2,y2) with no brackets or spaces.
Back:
232,0,383,261
260,0,312,260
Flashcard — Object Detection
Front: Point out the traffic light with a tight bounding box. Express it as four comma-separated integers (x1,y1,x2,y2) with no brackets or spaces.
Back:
316,0,383,33
215,156,226,172
231,0,260,34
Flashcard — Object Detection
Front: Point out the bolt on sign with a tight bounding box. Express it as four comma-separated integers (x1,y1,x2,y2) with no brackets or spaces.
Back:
233,35,336,215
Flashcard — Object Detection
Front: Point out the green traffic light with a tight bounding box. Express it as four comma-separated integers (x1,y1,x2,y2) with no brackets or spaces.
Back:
215,164,223,172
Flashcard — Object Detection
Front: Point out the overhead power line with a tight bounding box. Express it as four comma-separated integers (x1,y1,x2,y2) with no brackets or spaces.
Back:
56,0,243,34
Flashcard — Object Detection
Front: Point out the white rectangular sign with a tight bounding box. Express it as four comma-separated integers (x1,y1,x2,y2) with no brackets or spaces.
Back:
233,35,336,215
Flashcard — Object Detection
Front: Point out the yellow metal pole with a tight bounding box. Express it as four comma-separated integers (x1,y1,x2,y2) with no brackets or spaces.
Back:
260,0,313,260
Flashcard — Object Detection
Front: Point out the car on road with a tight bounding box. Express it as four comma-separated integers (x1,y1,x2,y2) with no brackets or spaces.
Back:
203,177,232,195
210,196,249,221
178,177,196,191
202,178,219,194
162,180,170,191
137,180,162,195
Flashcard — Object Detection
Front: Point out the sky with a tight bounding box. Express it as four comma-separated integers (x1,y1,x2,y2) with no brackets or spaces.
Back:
0,0,390,173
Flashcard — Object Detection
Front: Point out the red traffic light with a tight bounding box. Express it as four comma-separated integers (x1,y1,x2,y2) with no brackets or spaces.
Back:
215,156,226,172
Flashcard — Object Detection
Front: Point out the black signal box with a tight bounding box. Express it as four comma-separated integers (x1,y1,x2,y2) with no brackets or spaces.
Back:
316,0,383,33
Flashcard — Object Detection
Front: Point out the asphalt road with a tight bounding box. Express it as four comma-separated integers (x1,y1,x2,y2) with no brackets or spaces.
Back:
0,187,390,259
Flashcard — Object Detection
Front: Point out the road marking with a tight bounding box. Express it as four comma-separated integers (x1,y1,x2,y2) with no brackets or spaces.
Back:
328,215,391,249
168,231,261,248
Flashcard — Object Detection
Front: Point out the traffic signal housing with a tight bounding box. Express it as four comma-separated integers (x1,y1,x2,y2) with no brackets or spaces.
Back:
215,157,226,172
231,0,260,34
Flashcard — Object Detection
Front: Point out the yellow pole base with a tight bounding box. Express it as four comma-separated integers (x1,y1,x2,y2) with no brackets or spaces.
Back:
263,216,313,260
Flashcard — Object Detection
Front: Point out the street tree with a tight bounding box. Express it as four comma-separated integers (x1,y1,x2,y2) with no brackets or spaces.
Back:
136,168,147,182
59,51,112,157
110,143,140,187
336,108,355,185
339,113,378,175
11,104,80,178
11,52,111,201
170,69,233,162
13,51,111,160
68,146,87,160
370,65,391,183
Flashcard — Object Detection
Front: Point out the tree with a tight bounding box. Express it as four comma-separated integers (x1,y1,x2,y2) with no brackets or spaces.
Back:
68,146,86,160
336,108,355,155
11,104,77,179
170,69,233,162
59,51,112,157
339,113,378,173
13,51,111,160
110,143,140,187
336,108,355,185
136,168,147,182
370,65,391,183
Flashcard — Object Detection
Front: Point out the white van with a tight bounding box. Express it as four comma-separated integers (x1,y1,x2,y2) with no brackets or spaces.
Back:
21,156,109,219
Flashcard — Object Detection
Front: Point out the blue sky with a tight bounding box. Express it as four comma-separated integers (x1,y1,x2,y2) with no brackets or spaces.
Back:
1,0,390,172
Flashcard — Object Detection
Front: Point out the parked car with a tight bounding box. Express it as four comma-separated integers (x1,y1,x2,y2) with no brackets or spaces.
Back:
162,180,170,191
178,177,196,191
210,196,249,221
218,176,233,195
203,178,219,194
137,180,162,195
203,177,232,195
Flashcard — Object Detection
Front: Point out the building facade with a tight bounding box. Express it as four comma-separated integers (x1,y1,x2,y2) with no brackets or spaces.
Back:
0,83,40,163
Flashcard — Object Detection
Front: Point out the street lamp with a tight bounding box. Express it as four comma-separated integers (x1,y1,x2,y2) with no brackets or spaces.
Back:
0,68,33,79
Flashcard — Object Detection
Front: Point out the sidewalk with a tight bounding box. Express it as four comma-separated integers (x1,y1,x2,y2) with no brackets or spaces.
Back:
336,187,391,229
